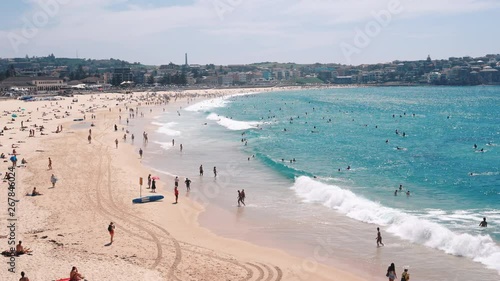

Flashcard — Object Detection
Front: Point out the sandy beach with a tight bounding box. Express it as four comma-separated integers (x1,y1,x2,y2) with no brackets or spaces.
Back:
0,87,366,281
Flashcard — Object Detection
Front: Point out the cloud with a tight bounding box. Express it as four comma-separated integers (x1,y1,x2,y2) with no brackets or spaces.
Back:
0,0,499,64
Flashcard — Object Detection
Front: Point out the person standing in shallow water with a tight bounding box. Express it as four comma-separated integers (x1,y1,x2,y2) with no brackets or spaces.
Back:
199,165,204,176
376,227,384,247
237,190,242,207
240,189,246,206
213,166,217,177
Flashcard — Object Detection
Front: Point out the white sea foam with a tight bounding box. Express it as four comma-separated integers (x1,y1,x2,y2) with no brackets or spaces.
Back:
290,176,500,273
184,92,257,112
206,113,261,131
184,97,230,112
153,141,173,151
153,121,181,136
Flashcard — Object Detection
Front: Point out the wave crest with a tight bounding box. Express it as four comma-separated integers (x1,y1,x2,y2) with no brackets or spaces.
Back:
290,176,500,273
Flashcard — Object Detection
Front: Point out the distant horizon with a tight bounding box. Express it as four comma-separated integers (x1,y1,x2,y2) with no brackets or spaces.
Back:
2,52,498,68
1,1,499,66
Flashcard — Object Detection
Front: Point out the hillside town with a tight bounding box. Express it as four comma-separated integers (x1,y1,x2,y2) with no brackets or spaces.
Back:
1,53,499,96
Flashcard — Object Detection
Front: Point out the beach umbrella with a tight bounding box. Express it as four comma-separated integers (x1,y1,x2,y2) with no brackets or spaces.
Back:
152,176,160,180
10,156,17,162
11,114,17,118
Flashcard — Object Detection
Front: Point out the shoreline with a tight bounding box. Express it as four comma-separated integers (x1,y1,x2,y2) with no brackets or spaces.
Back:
0,89,365,280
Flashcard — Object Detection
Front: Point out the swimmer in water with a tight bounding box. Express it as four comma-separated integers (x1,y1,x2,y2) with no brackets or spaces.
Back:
479,217,487,227
394,190,398,196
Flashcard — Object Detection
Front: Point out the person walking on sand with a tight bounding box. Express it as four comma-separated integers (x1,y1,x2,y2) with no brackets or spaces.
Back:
48,157,52,170
185,178,191,191
377,227,384,247
139,148,143,158
174,186,179,203
175,176,179,187
19,271,30,281
115,138,118,148
180,144,183,152
213,166,217,177
88,134,92,144
199,165,204,176
386,263,396,281
50,174,57,188
108,222,115,243
147,174,151,189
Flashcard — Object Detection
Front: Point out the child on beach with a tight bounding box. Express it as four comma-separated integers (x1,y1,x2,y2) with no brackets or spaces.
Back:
50,174,57,188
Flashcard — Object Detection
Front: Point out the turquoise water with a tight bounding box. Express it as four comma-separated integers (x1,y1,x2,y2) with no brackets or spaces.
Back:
149,86,500,279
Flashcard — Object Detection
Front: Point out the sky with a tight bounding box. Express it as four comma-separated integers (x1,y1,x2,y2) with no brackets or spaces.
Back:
0,0,499,66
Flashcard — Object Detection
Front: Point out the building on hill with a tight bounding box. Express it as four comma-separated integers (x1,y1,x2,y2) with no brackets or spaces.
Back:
113,68,133,82
0,76,66,91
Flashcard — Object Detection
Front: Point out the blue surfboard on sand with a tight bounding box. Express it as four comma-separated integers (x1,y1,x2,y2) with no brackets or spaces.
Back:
132,195,164,204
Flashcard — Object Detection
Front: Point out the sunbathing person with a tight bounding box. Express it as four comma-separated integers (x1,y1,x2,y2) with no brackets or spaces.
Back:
16,241,31,255
31,187,41,196
70,266,85,281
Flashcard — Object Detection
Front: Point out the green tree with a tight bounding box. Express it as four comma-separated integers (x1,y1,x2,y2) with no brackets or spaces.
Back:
6,65,16,78
147,75,155,85
160,74,170,85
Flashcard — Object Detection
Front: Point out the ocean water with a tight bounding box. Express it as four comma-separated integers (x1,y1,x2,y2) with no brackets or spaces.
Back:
146,87,500,280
